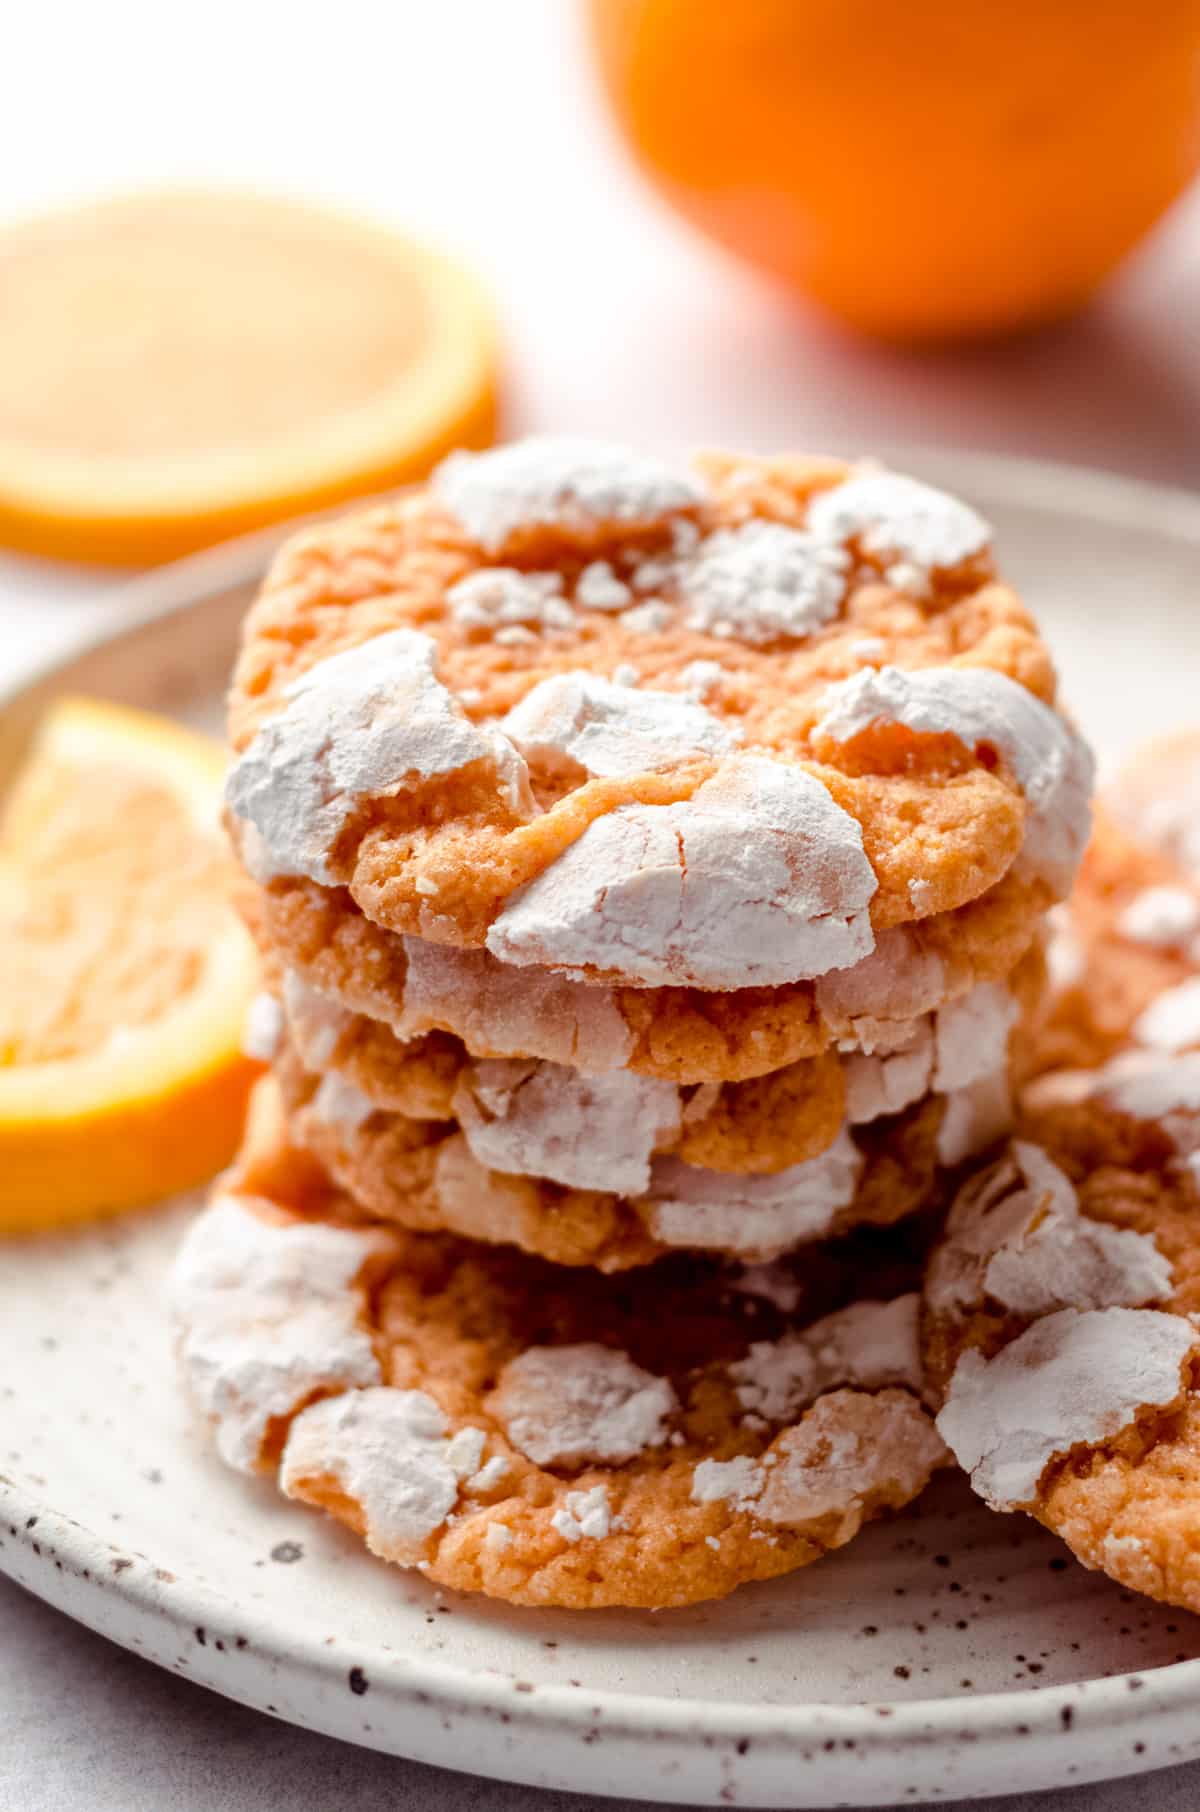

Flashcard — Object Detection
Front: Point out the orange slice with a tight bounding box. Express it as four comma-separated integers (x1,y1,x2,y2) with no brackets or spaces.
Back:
0,191,499,564
0,697,262,1230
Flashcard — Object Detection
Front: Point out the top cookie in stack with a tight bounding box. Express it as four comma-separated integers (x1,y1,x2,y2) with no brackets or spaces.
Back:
225,439,1093,1269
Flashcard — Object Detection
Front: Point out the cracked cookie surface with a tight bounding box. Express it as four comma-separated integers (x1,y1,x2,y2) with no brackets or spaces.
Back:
173,1102,947,1608
226,441,1088,998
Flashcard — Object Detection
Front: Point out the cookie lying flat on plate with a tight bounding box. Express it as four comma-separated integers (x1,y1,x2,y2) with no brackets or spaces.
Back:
244,862,1049,1085
923,1050,1200,1614
172,1105,947,1608
225,440,1090,993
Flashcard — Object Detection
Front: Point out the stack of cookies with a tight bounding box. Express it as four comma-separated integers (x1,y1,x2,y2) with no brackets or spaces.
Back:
170,438,1094,1608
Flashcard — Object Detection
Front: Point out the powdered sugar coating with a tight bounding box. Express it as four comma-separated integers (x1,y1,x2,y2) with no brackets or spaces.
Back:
933,981,1019,1090
446,567,574,633
225,630,528,885
1024,1051,1200,1157
1045,902,1085,991
282,969,353,1070
487,755,877,989
937,1307,1196,1510
681,521,849,644
935,1072,1013,1166
729,1294,922,1421
499,671,736,779
280,1387,487,1562
242,992,284,1062
816,927,948,1044
644,1128,863,1257
1119,886,1200,949
453,1059,681,1194
692,1454,763,1510
677,658,727,700
617,601,671,635
815,665,1094,896
310,1070,376,1132
754,1394,947,1526
394,937,635,1073
434,437,703,552
1134,977,1200,1052
550,1484,617,1543
806,472,991,578
575,561,633,611
842,1025,934,1123
691,1392,946,1528
169,1195,392,1472
489,1343,677,1467
928,1141,1172,1321
839,979,1014,1131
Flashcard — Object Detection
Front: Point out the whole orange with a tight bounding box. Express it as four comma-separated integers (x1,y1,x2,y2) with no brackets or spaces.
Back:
589,0,1200,342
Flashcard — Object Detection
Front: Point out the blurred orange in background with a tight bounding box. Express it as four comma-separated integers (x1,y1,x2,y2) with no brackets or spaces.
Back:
590,0,1200,344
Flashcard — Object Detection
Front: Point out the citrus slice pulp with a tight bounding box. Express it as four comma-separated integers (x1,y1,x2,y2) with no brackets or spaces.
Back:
0,191,499,563
0,696,262,1229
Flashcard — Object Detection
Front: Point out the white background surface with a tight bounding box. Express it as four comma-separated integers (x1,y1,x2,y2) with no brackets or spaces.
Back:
2,3,1199,1807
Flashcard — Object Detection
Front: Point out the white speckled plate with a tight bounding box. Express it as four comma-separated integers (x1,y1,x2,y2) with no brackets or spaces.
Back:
5,453,1200,1809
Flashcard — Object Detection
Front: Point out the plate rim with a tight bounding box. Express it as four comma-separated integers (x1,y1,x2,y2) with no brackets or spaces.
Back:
7,446,1200,1805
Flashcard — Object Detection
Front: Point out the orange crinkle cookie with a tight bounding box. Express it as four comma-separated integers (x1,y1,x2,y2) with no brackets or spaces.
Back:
224,440,1091,995
924,788,1200,1614
243,858,1049,1086
171,1103,946,1609
922,1083,1200,1616
263,939,1044,1168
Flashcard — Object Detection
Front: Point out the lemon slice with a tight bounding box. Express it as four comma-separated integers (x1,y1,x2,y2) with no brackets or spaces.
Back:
0,191,499,564
0,697,261,1230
